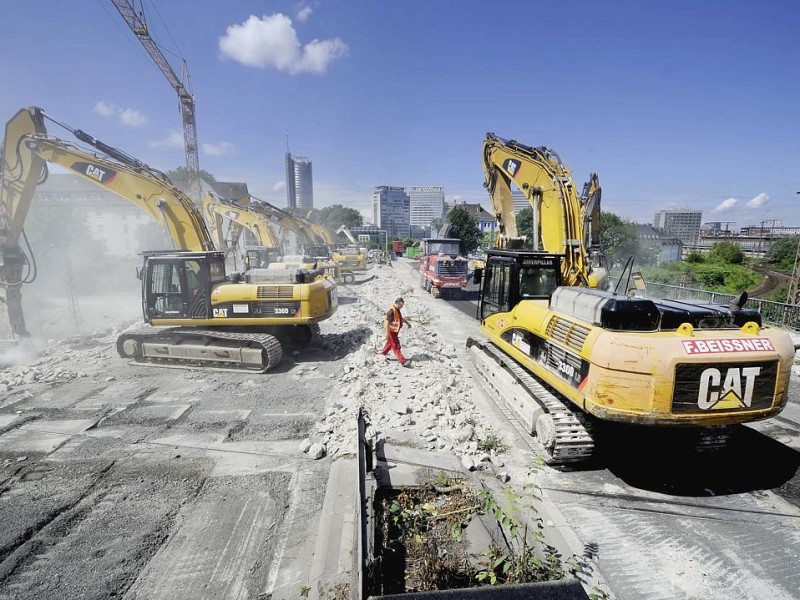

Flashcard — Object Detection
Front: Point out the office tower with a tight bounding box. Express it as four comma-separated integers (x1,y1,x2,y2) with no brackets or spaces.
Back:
284,152,297,209
285,153,314,209
653,209,702,245
408,186,445,231
512,189,528,215
372,186,410,238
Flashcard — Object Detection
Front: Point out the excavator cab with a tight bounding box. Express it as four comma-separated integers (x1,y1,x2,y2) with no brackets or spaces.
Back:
142,251,226,321
478,251,562,321
243,246,277,271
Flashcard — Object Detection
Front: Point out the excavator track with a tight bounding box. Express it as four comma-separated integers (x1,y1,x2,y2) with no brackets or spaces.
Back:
467,337,594,465
117,327,283,373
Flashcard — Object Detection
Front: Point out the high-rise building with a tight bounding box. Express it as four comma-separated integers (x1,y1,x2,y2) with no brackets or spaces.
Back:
653,209,702,245
408,186,445,232
284,152,296,209
372,186,410,238
512,189,528,215
285,153,314,209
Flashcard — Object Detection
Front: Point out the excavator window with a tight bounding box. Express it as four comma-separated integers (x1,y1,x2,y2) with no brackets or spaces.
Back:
480,258,514,319
519,267,558,299
149,261,186,316
145,258,210,319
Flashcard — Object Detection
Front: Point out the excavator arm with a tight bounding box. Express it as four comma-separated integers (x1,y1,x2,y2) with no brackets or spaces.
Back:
247,200,319,251
202,193,281,250
0,106,214,338
482,132,604,287
304,211,336,245
336,224,357,245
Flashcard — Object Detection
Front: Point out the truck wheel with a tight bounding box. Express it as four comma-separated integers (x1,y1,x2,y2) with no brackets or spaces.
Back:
431,286,440,298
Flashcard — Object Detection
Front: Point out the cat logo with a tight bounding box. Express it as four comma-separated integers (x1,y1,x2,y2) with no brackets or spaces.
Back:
212,308,228,318
70,162,116,184
697,366,761,410
502,158,521,178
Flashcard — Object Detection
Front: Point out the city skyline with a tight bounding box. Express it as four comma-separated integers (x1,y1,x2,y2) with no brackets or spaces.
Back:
2,1,797,229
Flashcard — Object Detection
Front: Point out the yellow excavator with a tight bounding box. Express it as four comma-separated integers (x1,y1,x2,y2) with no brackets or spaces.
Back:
468,133,795,463
202,193,340,282
0,106,337,371
202,192,281,270
333,225,367,277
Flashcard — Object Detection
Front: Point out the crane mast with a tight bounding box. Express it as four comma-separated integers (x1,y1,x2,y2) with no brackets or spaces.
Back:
110,0,201,206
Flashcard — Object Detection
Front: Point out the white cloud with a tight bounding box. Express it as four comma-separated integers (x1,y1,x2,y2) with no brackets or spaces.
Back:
272,180,286,192
218,13,348,74
94,101,115,117
712,197,738,212
148,131,184,149
297,6,313,22
94,101,147,126
202,141,234,156
119,108,147,127
747,193,769,208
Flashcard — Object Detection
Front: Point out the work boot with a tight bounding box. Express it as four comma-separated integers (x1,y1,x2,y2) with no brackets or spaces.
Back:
401,359,413,368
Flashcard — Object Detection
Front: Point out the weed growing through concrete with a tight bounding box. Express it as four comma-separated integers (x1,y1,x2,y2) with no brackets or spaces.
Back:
477,430,509,454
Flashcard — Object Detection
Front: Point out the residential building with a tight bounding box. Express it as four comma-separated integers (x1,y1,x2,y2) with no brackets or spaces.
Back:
372,186,410,238
653,209,702,245
408,186,445,233
285,153,313,209
446,202,498,234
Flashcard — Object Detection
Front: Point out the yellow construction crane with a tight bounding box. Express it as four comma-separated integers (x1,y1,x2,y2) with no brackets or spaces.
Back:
110,0,201,206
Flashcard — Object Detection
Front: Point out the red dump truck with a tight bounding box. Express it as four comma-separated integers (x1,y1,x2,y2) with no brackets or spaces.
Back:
391,240,405,257
418,238,469,299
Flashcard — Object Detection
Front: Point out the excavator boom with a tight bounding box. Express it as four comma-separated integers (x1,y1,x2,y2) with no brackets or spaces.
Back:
482,133,605,288
0,107,337,370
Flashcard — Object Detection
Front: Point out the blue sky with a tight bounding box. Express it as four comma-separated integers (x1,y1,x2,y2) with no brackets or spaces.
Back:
2,0,799,228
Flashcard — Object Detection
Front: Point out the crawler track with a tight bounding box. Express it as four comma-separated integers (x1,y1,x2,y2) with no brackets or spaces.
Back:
467,337,594,464
117,327,283,372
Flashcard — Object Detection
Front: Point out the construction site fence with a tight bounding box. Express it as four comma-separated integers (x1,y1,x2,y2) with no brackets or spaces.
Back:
611,280,800,332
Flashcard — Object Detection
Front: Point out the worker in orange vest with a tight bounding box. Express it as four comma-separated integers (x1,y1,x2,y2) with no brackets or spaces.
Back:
379,297,412,367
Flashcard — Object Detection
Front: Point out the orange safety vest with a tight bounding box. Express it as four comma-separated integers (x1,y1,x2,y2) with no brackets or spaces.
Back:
385,305,403,333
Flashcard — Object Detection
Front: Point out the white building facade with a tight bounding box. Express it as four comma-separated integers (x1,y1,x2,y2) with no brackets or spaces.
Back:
408,186,445,231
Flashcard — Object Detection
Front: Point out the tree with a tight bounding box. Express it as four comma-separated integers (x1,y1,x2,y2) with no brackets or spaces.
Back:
765,236,799,271
600,211,643,268
318,204,363,231
708,241,744,265
446,206,482,254
429,217,445,237
164,166,216,183
481,229,497,251
516,206,534,249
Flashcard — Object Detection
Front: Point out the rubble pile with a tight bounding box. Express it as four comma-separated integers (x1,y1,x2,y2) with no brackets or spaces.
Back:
0,350,82,393
308,266,505,471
